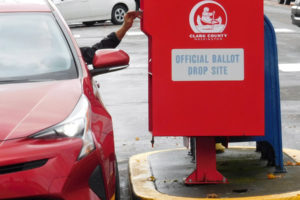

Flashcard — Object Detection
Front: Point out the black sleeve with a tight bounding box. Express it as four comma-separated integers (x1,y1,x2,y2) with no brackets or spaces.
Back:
80,32,121,65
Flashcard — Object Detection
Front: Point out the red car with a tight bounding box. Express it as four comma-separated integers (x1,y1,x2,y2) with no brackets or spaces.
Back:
0,0,129,199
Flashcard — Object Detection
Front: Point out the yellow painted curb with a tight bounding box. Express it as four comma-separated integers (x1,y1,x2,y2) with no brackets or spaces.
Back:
129,147,300,200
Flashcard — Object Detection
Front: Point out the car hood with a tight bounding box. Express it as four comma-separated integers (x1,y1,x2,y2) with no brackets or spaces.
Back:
0,79,82,141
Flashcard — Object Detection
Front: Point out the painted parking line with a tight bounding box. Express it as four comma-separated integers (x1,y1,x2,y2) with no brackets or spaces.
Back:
126,31,145,36
73,34,81,38
275,28,295,33
279,63,300,72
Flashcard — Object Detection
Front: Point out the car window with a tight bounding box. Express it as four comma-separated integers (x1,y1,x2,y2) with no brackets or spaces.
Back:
0,13,77,82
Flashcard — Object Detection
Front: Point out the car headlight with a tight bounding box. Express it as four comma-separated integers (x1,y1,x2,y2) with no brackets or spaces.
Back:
30,95,95,160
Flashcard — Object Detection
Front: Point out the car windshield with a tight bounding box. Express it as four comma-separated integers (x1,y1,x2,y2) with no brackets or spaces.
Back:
0,13,77,82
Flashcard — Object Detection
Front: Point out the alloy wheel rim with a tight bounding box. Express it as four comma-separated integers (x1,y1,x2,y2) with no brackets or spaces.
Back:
115,8,125,23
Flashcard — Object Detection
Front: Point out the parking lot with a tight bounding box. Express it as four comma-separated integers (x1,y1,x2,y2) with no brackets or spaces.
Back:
70,0,300,198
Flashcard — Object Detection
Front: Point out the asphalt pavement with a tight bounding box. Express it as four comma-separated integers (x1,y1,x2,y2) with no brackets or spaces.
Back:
71,0,300,198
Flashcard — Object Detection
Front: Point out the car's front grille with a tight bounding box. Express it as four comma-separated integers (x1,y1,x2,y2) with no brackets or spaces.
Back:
0,159,48,175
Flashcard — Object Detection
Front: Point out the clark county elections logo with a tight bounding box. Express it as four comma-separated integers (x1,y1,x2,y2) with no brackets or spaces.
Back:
189,0,227,34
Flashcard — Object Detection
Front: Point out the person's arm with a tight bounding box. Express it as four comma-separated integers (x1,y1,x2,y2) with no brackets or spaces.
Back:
115,11,141,40
80,32,120,65
80,11,141,65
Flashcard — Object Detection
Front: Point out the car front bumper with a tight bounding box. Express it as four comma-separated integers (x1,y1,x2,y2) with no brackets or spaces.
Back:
0,138,106,200
291,5,300,26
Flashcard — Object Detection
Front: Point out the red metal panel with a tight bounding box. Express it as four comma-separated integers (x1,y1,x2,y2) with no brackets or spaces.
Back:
141,0,265,136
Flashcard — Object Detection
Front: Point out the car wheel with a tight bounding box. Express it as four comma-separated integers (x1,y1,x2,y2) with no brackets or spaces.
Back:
83,21,96,26
115,160,120,200
278,0,284,3
111,4,127,25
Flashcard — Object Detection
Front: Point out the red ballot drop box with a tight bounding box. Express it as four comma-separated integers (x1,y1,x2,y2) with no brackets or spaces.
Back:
141,0,264,184
141,0,264,137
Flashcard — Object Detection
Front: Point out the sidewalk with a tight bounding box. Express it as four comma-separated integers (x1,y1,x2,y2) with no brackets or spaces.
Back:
129,147,300,200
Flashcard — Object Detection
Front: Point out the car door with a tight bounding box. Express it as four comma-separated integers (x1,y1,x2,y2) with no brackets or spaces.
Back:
54,0,91,22
88,0,112,19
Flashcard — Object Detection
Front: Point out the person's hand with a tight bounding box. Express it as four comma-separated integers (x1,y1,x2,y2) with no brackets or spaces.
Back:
123,11,142,30
116,11,142,40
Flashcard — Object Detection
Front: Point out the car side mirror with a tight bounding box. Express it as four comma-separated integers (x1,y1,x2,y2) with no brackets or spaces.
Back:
90,49,129,76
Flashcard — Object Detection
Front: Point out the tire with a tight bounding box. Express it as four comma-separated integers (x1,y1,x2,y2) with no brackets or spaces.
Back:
83,21,96,26
278,0,284,4
111,4,128,25
115,161,120,200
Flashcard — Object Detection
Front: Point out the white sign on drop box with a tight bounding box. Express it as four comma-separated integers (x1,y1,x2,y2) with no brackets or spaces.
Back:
172,49,244,81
